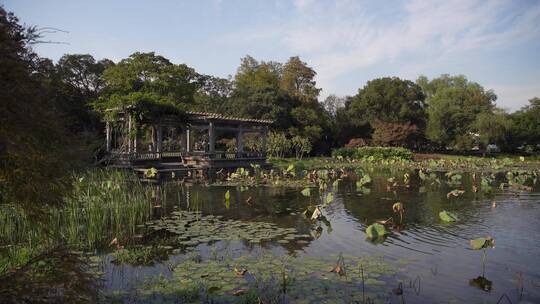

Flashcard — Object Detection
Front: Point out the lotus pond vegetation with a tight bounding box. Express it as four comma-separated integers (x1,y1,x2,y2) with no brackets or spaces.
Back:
2,153,540,303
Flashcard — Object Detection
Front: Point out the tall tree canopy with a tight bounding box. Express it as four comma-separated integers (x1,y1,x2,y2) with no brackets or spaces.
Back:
193,75,233,113
0,7,73,214
281,56,321,102
347,77,426,147
51,54,112,137
473,109,510,148
417,74,496,149
230,55,330,153
281,56,329,148
96,52,200,113
230,55,290,122
508,97,540,149
56,54,113,98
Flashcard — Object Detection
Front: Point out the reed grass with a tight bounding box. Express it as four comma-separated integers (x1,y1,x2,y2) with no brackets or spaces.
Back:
1,169,157,267
57,169,153,250
0,204,46,276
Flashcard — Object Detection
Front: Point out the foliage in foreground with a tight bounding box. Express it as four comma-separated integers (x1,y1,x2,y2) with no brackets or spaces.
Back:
0,169,156,302
332,146,414,161
109,253,397,303
0,7,74,217
0,170,154,280
0,247,98,304
111,246,169,266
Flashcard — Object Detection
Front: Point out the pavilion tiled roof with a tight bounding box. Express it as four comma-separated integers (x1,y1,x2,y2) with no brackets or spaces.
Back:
186,111,273,124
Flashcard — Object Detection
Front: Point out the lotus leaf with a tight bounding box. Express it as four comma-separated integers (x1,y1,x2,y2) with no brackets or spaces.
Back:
324,192,334,205
366,223,386,239
470,237,495,250
439,210,458,222
446,189,465,199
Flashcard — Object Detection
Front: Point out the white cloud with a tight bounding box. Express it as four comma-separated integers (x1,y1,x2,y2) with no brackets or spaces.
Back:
286,0,540,83
487,83,540,112
293,0,314,10
223,0,540,103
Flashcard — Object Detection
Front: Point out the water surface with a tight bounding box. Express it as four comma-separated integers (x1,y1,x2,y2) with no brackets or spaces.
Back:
102,173,540,303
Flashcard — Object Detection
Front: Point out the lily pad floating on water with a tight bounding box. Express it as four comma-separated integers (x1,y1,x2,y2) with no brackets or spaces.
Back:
145,210,303,248
224,190,231,209
469,275,492,292
324,192,334,206
144,167,158,178
439,210,458,222
311,207,322,220
357,174,372,187
470,237,495,250
366,223,386,239
158,253,396,302
446,189,465,199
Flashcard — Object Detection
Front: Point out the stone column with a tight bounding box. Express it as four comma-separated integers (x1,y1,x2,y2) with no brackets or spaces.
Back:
156,122,163,154
186,127,191,153
150,126,155,152
127,114,133,153
106,121,112,152
180,127,186,153
133,120,138,153
262,126,268,155
236,128,244,155
208,122,215,154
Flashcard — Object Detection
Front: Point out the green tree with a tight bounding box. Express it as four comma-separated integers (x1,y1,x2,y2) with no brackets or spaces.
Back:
0,8,73,215
193,75,233,112
0,10,99,299
266,132,291,158
230,55,331,154
473,110,510,148
50,54,113,142
508,97,540,150
347,77,426,147
96,52,200,112
322,94,345,116
281,56,321,103
281,56,330,152
56,54,113,98
291,135,312,159
418,74,496,149
327,96,371,148
230,56,292,123
371,121,420,147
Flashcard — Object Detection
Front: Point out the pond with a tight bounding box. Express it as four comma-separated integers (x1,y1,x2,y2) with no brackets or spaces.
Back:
95,169,540,303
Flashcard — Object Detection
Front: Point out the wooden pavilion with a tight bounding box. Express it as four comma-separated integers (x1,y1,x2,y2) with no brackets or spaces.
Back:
104,108,272,179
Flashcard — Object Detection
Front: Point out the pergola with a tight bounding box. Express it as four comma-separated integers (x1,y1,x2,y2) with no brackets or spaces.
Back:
104,109,272,170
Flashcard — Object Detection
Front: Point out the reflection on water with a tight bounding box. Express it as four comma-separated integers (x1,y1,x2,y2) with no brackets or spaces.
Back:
470,276,493,292
102,173,540,303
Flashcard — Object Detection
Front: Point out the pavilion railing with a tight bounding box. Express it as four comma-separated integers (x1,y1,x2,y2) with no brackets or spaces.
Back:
210,151,266,159
109,150,266,161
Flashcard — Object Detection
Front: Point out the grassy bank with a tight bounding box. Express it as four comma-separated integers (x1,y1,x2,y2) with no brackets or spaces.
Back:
270,153,540,173
0,169,158,276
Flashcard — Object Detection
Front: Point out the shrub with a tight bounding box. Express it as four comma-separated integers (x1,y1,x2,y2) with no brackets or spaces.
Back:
331,147,356,159
345,138,371,148
267,132,291,158
371,120,419,147
112,246,168,266
266,133,312,159
291,136,312,159
332,146,414,161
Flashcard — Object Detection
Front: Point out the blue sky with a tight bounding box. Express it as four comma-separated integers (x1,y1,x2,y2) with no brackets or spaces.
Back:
4,0,540,111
